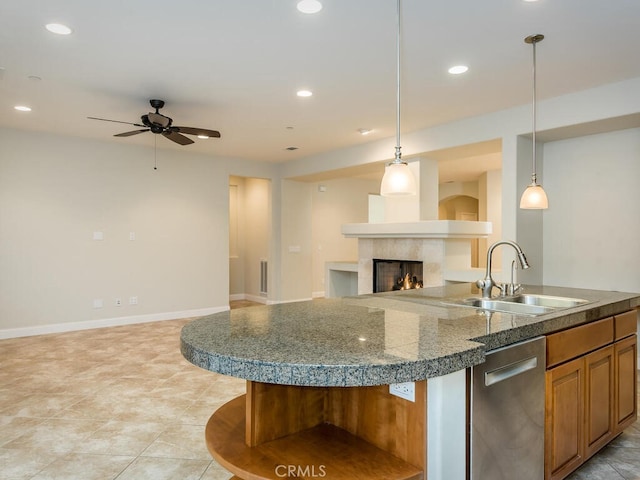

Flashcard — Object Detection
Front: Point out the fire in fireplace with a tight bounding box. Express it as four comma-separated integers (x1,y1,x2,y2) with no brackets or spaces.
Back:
373,259,423,293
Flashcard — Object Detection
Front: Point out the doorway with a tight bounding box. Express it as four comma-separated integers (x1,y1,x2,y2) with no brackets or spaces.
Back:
229,176,271,304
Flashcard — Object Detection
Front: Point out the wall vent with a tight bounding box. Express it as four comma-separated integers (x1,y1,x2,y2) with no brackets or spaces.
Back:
260,260,268,295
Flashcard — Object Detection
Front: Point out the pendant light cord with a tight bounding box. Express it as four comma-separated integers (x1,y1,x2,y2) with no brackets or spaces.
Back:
531,37,537,182
394,0,402,162
525,34,544,182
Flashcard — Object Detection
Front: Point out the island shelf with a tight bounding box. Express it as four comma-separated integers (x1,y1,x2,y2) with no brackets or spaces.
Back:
206,381,426,480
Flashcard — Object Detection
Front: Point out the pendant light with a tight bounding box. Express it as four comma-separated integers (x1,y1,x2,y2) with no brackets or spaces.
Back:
380,0,417,196
520,34,549,209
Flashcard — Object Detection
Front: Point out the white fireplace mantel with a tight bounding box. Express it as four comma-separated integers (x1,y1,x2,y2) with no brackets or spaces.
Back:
341,220,492,239
337,220,492,295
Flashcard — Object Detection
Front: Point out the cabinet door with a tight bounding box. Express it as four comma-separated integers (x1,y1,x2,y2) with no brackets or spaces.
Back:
545,357,584,480
615,335,638,433
584,345,614,459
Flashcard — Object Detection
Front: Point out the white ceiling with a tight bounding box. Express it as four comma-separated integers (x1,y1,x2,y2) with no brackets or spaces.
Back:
1,0,639,166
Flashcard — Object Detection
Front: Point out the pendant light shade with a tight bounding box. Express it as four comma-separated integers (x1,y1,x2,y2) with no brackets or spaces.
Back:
380,0,416,197
520,34,548,209
520,182,548,209
380,159,417,196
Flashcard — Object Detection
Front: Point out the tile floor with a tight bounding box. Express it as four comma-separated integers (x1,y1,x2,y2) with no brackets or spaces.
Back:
0,303,638,480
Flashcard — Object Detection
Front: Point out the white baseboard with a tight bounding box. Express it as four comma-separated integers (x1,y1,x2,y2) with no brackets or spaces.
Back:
229,293,268,304
267,297,313,305
244,294,268,304
312,291,326,299
0,306,229,340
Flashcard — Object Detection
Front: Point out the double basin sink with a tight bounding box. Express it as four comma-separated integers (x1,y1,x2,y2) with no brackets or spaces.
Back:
449,293,590,316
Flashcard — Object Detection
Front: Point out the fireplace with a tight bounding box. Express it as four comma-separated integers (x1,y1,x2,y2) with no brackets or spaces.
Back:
373,259,423,293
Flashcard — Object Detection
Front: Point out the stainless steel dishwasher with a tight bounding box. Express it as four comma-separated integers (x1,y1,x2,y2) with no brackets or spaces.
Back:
470,336,546,480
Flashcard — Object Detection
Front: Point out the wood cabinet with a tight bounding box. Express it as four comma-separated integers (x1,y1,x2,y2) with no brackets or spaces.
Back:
545,356,585,480
545,310,638,480
584,345,614,458
614,334,638,432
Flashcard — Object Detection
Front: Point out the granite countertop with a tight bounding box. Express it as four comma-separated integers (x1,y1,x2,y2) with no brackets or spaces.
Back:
180,283,640,387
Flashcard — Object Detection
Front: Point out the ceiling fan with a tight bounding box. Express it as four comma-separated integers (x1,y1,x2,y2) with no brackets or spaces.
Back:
88,99,221,145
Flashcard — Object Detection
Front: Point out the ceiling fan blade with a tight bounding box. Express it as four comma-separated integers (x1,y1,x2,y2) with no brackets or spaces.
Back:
87,116,145,127
115,129,149,137
173,126,221,138
148,112,171,128
162,130,194,145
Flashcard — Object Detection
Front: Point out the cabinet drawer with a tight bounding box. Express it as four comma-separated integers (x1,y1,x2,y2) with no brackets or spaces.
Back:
547,317,614,368
614,310,638,341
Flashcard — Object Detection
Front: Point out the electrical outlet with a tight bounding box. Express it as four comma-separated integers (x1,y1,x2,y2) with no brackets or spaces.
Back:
129,296,138,305
115,298,122,307
93,299,103,309
389,382,415,402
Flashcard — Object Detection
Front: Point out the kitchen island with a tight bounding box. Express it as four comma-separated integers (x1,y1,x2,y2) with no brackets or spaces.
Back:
181,284,639,480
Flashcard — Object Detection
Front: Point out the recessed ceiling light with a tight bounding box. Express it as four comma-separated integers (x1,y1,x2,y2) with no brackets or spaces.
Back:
296,90,313,97
297,0,323,14
45,23,72,35
14,105,32,112
358,128,373,135
448,65,469,75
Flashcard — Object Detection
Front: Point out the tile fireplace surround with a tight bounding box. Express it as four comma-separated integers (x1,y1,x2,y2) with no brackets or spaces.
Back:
341,221,492,295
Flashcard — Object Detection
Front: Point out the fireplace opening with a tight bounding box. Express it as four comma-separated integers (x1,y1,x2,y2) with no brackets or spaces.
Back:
373,259,423,293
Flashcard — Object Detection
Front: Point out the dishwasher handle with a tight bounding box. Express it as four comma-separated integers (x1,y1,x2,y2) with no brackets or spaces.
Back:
484,356,538,387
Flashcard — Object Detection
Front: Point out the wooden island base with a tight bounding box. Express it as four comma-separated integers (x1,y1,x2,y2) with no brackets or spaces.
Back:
205,380,427,480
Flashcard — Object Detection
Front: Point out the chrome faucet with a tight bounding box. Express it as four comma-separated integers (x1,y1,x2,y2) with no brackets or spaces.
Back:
476,240,530,298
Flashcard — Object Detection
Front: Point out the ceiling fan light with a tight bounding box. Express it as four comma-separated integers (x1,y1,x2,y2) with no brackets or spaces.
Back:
197,135,209,139
380,161,417,196
519,182,549,209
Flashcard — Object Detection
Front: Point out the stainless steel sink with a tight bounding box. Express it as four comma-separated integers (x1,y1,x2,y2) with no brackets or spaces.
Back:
507,294,589,309
460,298,555,316
448,294,590,316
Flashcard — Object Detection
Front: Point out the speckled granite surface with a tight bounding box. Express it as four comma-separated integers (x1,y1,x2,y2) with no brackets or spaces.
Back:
181,283,640,387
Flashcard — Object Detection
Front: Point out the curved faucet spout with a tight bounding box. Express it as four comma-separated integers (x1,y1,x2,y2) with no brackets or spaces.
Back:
476,240,530,298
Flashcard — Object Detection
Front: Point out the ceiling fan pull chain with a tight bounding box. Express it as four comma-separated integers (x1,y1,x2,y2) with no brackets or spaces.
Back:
154,135,158,170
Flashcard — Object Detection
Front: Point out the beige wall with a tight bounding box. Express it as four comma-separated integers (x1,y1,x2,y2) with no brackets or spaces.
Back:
478,169,502,271
279,180,313,302
0,129,268,335
311,178,379,297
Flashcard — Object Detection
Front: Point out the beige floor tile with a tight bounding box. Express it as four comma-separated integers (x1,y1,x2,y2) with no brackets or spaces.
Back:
200,460,235,480
72,420,165,456
0,416,45,445
29,453,135,480
3,418,106,455
0,448,59,479
141,423,212,460
179,400,227,426
0,393,85,418
115,456,210,480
